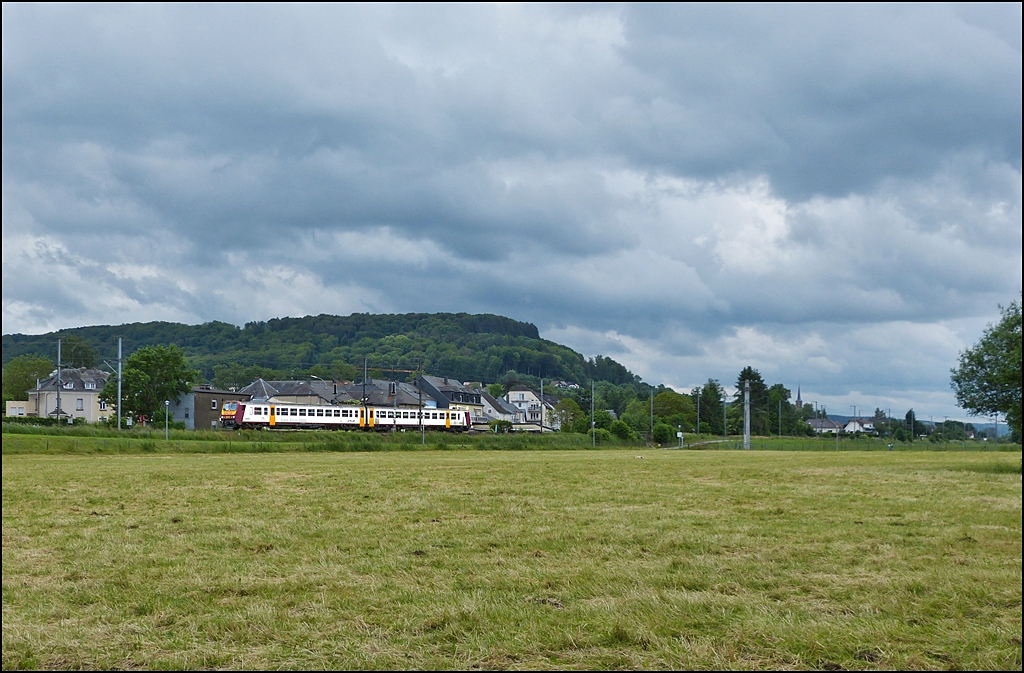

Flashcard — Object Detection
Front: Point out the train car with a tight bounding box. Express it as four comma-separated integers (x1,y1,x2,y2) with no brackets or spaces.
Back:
220,400,242,427
233,402,470,432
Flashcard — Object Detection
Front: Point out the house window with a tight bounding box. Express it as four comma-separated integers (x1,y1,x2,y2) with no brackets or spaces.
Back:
211,399,218,410
76,398,84,411
99,400,107,411
64,382,74,389
84,383,96,390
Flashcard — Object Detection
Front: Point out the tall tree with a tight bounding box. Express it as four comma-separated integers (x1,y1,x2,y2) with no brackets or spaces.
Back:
101,345,199,422
2,355,54,404
951,298,1022,440
653,390,696,431
735,367,768,434
699,379,725,434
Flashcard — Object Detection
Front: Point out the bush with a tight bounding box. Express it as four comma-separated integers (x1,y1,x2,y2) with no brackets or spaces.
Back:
652,423,675,444
489,419,513,433
2,416,59,426
588,428,613,444
609,420,631,440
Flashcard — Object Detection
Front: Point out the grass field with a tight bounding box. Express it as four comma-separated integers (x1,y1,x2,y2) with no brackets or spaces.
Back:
3,422,1016,455
2,447,1021,669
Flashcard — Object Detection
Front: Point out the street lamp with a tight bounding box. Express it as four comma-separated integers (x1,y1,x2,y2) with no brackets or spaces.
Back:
164,400,170,441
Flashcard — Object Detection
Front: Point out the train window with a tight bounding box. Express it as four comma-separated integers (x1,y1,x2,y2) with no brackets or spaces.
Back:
299,408,306,416
334,410,340,417
386,411,393,418
402,411,409,418
316,409,323,417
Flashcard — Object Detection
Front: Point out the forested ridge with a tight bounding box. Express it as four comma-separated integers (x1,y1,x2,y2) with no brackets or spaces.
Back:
2,313,641,390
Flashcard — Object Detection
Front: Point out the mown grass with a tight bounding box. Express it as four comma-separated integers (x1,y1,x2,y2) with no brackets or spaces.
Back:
2,450,1020,669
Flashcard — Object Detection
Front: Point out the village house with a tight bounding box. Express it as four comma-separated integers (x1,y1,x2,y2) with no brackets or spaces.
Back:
167,385,252,430
504,385,560,431
25,368,110,423
419,375,486,424
844,418,877,434
807,418,844,434
480,390,519,424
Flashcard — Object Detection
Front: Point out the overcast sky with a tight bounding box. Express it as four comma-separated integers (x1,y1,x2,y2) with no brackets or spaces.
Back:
3,4,1021,420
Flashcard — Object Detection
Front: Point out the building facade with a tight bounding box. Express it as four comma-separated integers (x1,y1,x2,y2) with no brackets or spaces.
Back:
504,385,559,431
26,368,110,423
167,386,252,430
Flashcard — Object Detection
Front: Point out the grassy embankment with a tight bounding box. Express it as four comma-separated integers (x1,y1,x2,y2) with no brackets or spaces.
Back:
3,422,1018,455
2,448,1020,669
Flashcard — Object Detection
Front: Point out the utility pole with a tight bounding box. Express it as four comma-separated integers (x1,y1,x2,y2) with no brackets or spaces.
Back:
116,337,122,431
56,338,62,423
723,396,727,438
591,380,596,448
695,386,700,437
779,399,782,437
540,378,544,432
418,367,424,445
743,380,750,450
363,357,368,426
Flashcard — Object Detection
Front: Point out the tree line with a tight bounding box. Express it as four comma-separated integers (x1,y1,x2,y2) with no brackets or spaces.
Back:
4,299,1020,442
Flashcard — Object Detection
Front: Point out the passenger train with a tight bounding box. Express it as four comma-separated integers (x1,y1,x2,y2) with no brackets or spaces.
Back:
231,401,470,431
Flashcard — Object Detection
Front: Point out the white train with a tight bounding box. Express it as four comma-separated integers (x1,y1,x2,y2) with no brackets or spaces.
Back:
232,401,470,431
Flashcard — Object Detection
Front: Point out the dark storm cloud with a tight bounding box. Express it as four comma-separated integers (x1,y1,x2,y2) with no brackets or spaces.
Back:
3,3,1020,418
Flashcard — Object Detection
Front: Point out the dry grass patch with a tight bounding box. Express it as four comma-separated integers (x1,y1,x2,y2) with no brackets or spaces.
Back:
2,450,1020,669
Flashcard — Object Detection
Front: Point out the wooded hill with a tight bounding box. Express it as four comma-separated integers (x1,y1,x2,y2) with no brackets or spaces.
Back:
2,313,644,392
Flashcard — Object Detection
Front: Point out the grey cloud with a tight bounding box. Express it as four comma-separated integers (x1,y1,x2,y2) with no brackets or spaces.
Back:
3,4,1020,419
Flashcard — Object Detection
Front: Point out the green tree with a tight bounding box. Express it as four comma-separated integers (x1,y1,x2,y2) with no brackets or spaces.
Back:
609,419,632,440
620,397,653,436
101,345,199,423
699,379,725,434
951,298,1022,440
652,422,675,444
735,366,768,434
653,390,695,431
593,409,614,431
553,398,583,433
2,355,54,405
60,335,99,369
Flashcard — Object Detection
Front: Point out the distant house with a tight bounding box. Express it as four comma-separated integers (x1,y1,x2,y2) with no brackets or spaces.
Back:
167,385,252,430
480,390,518,424
5,401,28,417
238,379,336,405
26,368,110,423
419,375,485,424
239,377,444,410
335,379,439,409
808,418,843,434
504,385,559,431
844,418,876,434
